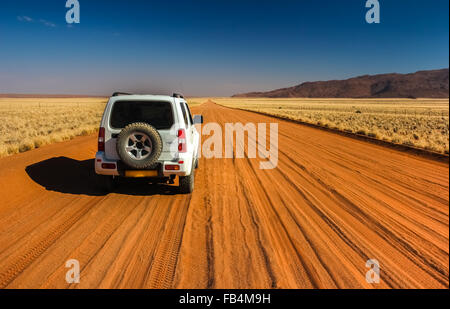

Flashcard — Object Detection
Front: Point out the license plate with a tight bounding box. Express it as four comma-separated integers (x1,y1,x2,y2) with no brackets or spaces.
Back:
125,170,158,178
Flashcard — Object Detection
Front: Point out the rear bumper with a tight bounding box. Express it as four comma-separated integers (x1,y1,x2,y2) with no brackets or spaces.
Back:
95,152,120,176
95,152,193,177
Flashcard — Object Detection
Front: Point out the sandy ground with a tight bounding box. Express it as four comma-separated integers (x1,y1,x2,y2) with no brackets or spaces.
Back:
0,101,448,289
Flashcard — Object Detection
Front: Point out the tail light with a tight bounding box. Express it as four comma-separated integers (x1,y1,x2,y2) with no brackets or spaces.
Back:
165,165,180,171
177,129,187,153
98,127,105,152
101,163,116,169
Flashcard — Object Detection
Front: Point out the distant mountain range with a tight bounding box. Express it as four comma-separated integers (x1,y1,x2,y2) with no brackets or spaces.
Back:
233,68,449,98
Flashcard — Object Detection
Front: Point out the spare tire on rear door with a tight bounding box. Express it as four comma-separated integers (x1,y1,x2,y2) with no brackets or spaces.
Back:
116,122,163,169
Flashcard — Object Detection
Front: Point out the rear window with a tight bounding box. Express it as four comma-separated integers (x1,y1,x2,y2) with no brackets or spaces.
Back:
110,101,174,130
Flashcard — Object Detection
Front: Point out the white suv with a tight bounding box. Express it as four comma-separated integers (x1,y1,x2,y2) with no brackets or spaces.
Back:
95,93,202,194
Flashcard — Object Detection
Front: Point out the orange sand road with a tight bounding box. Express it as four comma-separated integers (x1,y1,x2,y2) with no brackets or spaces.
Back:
0,102,448,288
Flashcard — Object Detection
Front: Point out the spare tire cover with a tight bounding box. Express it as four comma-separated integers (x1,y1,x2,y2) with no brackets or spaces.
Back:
116,122,163,169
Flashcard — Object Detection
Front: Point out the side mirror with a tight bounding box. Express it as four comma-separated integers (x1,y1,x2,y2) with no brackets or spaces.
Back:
193,115,204,124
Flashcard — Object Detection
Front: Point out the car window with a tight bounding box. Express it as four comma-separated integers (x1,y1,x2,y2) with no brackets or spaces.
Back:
180,102,190,127
110,101,174,130
184,103,194,125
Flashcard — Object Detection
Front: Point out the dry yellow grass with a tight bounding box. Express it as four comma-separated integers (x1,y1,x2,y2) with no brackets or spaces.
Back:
0,97,108,157
186,98,206,107
212,98,450,154
1,96,447,157
0,97,204,158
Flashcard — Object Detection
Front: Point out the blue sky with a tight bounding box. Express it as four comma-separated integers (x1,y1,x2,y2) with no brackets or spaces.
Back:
0,0,448,96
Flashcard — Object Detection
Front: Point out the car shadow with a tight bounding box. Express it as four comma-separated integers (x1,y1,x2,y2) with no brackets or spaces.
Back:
25,156,178,196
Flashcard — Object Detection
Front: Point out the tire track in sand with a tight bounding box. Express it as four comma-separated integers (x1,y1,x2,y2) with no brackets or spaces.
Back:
0,101,448,288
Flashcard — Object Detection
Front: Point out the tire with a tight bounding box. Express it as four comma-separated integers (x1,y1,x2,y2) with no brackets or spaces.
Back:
96,175,117,192
195,157,199,169
179,169,195,194
116,122,163,169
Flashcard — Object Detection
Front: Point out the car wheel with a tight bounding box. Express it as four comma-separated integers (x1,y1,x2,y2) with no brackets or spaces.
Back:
97,175,117,192
116,122,163,169
179,170,195,194
195,157,199,169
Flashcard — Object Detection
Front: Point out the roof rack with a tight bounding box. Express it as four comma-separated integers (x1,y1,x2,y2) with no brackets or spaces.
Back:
112,92,132,97
112,92,184,98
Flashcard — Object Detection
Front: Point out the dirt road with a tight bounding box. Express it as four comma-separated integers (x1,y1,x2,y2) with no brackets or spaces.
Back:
0,101,448,288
